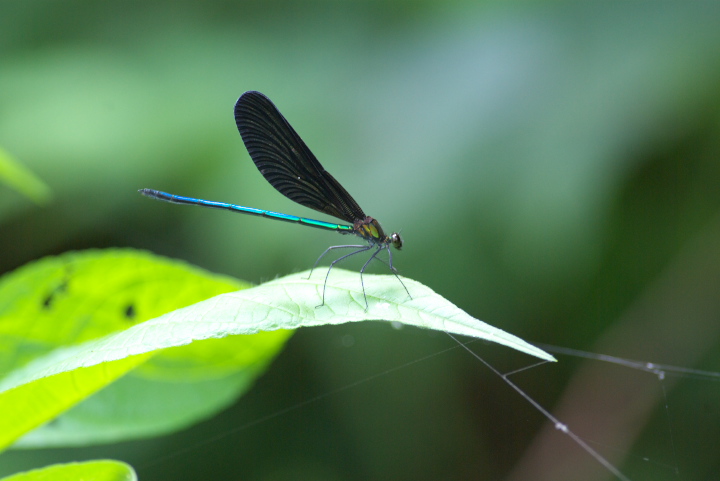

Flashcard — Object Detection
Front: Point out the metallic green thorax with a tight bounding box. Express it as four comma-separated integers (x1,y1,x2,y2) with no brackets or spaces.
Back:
354,217,403,250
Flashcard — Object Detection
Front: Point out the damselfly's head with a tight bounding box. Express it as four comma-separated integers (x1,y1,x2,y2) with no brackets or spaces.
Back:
390,232,403,250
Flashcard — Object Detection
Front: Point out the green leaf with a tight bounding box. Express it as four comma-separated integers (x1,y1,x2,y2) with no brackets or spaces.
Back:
181,269,554,361
0,147,51,205
0,249,291,450
0,459,135,481
0,251,551,452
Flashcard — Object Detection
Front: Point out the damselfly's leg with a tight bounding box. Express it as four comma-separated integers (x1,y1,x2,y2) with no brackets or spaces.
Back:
383,245,412,300
317,245,372,308
357,245,385,310
307,244,365,279
357,246,412,301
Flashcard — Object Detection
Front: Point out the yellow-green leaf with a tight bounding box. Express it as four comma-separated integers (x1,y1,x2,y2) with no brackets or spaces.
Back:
0,249,291,450
0,459,135,481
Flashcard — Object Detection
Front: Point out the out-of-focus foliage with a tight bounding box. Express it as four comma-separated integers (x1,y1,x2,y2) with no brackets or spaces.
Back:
1,1,719,480
0,147,51,205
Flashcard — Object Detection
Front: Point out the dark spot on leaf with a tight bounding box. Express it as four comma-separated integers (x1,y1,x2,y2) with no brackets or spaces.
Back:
42,294,54,309
125,304,136,320
42,279,69,310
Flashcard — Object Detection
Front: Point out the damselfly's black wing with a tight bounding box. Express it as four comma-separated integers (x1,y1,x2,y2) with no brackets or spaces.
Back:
234,91,366,224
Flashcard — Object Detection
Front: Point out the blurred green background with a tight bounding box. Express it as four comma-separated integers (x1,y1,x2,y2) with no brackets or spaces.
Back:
2,1,720,480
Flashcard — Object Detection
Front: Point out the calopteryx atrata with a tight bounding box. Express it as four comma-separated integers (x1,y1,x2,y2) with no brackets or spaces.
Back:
140,91,409,309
